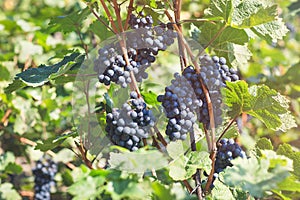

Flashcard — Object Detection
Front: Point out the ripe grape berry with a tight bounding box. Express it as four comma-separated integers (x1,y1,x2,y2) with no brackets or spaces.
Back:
32,157,57,200
105,91,155,151
94,14,177,87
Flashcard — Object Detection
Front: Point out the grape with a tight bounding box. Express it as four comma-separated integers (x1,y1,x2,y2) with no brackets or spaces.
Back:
105,91,155,151
157,67,203,140
94,14,178,88
32,157,57,200
214,138,246,173
198,55,240,128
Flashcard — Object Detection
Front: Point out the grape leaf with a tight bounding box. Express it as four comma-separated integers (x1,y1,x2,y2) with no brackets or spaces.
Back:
231,0,277,28
4,79,27,94
168,151,211,181
204,0,233,22
275,175,300,193
0,152,15,171
0,183,21,200
251,18,289,42
0,64,10,81
210,179,235,200
48,7,90,33
68,176,105,200
141,90,159,106
223,81,296,131
277,143,300,178
255,137,273,151
198,23,251,67
35,137,64,152
223,150,293,198
5,52,84,93
166,141,185,160
151,182,176,200
282,63,300,86
108,150,168,173
89,18,114,41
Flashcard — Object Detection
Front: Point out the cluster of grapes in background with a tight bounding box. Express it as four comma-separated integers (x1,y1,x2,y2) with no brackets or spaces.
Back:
32,157,57,200
105,91,155,151
94,13,177,87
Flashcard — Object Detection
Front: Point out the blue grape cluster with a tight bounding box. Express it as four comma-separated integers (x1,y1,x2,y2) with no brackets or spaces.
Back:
214,138,246,174
94,14,177,87
199,55,240,128
32,158,57,200
157,67,203,140
129,13,153,29
105,91,155,151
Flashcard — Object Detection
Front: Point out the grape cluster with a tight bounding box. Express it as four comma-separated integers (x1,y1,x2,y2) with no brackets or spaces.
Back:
32,158,57,200
199,55,240,128
157,67,203,140
214,138,246,175
129,14,153,29
94,14,177,87
105,91,155,151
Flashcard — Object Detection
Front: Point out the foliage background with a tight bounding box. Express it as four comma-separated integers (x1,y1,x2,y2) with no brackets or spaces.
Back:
0,0,300,199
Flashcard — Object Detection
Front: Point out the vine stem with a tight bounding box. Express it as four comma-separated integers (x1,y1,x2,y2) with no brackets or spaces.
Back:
174,0,187,71
99,0,119,33
124,0,134,30
173,1,203,198
76,27,89,58
216,115,239,144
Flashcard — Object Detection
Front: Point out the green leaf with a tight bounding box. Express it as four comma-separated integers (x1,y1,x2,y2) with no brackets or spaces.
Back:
277,143,300,178
204,0,233,23
0,152,15,171
151,182,175,200
223,81,296,131
231,0,277,28
68,176,105,200
52,132,78,143
108,150,168,173
89,19,114,41
282,63,300,86
251,18,289,42
248,85,296,131
210,179,235,200
48,7,90,33
198,23,251,67
223,150,293,198
222,80,251,117
275,175,300,192
0,64,10,81
166,141,185,160
0,183,21,200
141,91,159,106
255,137,273,150
168,151,211,181
35,137,64,152
5,52,84,92
5,163,23,175
4,79,27,94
